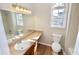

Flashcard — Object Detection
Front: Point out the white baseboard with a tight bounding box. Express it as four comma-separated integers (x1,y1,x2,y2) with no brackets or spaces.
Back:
38,42,66,55
38,42,51,47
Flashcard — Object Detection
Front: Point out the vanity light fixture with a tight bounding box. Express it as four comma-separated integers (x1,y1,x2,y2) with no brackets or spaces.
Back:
15,6,19,11
12,4,32,14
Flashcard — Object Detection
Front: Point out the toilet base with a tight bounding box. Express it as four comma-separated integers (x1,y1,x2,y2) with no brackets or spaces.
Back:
52,43,61,53
52,49,63,55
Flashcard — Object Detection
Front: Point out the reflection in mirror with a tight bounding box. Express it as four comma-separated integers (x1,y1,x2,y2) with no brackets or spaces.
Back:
0,10,33,44
15,13,24,35
1,10,15,39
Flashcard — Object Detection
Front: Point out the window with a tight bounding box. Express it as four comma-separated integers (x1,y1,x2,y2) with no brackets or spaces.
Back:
51,3,68,28
16,13,24,26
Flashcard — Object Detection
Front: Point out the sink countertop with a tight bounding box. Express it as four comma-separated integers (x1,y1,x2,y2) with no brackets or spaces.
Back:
9,31,43,55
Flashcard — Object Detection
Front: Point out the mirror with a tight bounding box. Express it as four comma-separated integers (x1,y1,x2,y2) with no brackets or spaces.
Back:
0,10,33,44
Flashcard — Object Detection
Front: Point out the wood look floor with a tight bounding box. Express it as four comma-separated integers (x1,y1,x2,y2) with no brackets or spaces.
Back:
24,43,63,55
37,44,52,55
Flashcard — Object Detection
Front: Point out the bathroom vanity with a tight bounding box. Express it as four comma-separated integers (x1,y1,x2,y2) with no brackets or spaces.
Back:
9,30,42,55
0,10,43,55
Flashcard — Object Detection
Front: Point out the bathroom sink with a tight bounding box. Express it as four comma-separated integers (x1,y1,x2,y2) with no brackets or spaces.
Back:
8,36,20,44
14,40,32,51
8,37,16,43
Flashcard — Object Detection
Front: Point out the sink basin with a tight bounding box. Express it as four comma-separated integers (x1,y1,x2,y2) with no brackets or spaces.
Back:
14,40,32,51
8,37,16,43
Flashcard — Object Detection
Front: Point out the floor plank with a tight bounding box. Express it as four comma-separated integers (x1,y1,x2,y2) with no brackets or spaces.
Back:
37,44,52,55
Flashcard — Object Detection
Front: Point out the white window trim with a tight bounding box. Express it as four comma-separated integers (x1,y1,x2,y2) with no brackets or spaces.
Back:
51,4,69,28
16,13,24,27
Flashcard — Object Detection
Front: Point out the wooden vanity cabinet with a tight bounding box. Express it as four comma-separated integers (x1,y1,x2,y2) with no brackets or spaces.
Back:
24,43,36,55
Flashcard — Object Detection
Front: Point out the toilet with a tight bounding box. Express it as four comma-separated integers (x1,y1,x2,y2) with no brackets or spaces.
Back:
51,34,62,55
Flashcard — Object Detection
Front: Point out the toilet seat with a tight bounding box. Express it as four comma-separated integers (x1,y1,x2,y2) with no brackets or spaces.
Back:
52,43,61,52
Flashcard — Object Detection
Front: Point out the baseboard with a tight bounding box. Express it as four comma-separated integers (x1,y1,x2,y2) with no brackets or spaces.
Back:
38,42,51,47
38,42,66,55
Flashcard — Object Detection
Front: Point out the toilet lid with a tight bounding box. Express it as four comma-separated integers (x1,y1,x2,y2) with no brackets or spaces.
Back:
52,43,61,52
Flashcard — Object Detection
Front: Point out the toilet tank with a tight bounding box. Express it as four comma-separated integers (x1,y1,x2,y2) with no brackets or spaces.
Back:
52,34,63,43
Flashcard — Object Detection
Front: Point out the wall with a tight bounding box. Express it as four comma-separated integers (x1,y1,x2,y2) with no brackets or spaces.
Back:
32,3,66,45
0,11,10,54
1,11,10,34
65,4,79,54
1,10,13,34
23,14,35,33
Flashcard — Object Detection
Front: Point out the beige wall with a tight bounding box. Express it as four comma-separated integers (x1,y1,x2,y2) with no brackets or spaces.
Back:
23,14,35,33
32,3,66,45
1,10,13,34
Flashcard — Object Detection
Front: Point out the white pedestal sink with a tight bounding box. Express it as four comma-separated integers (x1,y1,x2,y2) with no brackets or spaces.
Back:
14,40,32,51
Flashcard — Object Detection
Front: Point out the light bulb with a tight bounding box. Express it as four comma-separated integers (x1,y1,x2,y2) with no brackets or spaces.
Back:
16,6,19,10
20,8,24,11
23,9,27,12
27,10,31,14
25,10,31,14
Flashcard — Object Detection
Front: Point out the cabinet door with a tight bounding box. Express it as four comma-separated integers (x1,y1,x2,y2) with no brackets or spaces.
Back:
24,43,35,55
